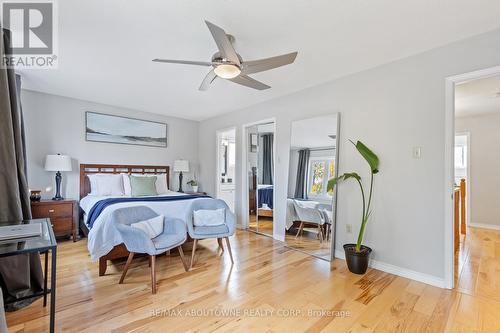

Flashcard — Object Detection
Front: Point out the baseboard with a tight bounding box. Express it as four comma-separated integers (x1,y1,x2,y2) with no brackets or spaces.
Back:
334,250,446,288
468,222,500,231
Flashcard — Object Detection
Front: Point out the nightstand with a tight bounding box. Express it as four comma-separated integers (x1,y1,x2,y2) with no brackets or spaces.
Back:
31,200,78,242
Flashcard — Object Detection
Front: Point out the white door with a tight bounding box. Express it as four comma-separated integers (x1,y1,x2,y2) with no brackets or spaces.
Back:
216,128,236,212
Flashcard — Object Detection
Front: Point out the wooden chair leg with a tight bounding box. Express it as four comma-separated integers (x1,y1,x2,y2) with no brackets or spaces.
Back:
190,239,198,269
318,225,323,243
119,252,134,284
177,246,189,272
150,255,156,294
295,222,304,238
217,238,224,255
99,257,107,276
224,237,234,264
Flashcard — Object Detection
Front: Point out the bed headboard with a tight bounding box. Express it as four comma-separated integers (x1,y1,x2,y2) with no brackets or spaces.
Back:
79,164,170,199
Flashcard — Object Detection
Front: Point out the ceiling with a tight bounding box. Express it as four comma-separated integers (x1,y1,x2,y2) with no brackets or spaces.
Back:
19,0,500,121
291,115,337,149
455,75,500,117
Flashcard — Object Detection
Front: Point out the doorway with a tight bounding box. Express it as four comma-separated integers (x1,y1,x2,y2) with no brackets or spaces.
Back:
445,66,500,289
216,128,236,212
453,132,469,287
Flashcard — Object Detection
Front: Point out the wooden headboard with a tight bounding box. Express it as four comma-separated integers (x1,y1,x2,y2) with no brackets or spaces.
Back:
79,164,170,199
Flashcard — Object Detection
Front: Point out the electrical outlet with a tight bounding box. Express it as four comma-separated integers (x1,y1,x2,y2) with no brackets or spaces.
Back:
346,224,352,233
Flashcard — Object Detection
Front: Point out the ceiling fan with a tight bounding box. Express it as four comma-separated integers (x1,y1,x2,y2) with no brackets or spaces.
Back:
152,20,298,91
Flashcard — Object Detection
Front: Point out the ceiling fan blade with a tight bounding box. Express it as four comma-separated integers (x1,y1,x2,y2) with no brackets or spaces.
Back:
242,52,298,74
199,70,217,91
204,21,240,65
152,59,214,66
229,75,270,90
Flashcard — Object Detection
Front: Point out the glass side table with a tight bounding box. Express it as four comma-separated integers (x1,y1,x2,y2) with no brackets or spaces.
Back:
0,218,57,333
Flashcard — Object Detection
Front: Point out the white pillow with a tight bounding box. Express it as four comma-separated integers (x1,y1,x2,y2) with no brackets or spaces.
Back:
154,174,169,194
123,173,169,195
88,174,124,196
121,173,132,196
131,215,164,239
193,208,225,227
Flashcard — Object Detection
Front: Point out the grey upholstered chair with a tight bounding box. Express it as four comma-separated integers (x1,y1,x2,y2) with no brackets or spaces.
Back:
187,199,236,268
113,206,188,294
293,200,326,242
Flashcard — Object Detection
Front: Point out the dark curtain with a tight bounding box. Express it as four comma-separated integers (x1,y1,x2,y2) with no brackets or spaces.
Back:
294,149,310,199
261,134,274,185
0,28,43,311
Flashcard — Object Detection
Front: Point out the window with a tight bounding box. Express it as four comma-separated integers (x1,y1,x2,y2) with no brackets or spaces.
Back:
307,157,335,199
454,145,467,168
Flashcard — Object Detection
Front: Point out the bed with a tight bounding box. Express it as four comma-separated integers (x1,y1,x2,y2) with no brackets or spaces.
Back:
79,164,211,276
257,184,273,218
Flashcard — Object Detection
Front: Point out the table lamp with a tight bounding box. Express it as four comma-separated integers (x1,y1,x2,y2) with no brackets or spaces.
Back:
173,160,189,192
44,154,72,200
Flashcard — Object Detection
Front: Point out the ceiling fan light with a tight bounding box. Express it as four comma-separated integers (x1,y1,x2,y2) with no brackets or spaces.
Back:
214,64,241,79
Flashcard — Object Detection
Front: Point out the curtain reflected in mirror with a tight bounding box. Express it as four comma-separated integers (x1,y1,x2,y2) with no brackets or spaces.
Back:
285,114,339,261
246,122,275,237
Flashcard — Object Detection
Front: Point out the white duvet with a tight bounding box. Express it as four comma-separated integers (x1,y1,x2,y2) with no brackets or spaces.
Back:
81,192,210,261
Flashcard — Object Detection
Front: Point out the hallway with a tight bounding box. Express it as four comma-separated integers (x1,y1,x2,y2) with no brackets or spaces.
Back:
451,227,500,331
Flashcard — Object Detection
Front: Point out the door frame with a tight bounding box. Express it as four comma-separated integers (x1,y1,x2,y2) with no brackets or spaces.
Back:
241,118,277,233
444,65,500,289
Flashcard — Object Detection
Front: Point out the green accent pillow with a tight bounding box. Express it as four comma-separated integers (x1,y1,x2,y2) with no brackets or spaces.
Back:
130,175,158,196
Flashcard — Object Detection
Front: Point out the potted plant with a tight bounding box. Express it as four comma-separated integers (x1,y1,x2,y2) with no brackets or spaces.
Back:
187,179,199,193
327,140,379,274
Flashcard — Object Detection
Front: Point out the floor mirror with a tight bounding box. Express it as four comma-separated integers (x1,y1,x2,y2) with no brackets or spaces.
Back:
246,122,275,237
285,114,339,260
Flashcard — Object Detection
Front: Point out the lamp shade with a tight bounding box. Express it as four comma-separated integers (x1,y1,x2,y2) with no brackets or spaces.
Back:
173,160,189,172
44,154,72,172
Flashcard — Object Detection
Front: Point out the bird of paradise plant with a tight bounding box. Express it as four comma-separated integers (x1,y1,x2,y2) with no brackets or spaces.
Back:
327,140,379,252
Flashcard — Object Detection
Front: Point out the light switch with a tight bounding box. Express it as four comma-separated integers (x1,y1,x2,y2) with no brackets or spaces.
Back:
413,147,422,159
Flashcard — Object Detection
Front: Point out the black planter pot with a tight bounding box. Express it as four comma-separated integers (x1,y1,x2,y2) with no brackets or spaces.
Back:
343,244,372,274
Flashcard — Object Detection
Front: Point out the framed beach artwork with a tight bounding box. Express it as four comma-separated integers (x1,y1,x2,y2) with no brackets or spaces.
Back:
85,112,167,147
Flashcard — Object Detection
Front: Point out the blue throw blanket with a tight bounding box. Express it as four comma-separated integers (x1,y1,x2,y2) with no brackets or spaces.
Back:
86,194,210,229
258,186,273,209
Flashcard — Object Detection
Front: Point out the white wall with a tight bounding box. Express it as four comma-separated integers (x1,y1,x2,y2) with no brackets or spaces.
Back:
456,112,500,228
198,29,500,284
22,90,199,200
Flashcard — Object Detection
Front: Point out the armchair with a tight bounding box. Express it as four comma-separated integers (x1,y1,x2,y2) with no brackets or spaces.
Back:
293,200,326,242
187,199,236,268
113,206,188,294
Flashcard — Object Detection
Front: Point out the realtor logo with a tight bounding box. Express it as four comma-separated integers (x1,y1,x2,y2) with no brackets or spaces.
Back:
1,0,58,68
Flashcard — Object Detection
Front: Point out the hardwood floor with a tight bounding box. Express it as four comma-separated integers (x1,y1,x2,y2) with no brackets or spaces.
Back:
284,227,331,259
451,227,500,332
6,227,500,332
249,214,331,258
248,214,273,236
